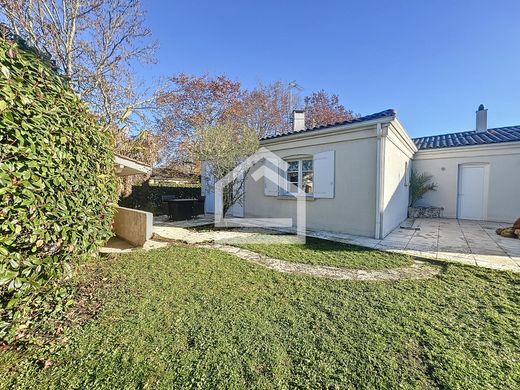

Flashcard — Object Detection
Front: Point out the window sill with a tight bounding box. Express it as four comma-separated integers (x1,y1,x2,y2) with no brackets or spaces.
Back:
277,195,316,201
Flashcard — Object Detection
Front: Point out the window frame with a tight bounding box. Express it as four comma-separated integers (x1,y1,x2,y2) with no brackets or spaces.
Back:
284,158,314,195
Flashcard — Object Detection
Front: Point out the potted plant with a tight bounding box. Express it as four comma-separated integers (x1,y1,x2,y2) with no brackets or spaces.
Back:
408,170,440,218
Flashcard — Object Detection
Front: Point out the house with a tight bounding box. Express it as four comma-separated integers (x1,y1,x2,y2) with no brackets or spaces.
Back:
411,106,520,222
222,106,520,239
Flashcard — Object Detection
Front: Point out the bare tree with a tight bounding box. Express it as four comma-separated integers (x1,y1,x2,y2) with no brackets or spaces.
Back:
0,0,156,130
155,73,244,168
196,122,259,217
242,81,295,137
304,89,355,128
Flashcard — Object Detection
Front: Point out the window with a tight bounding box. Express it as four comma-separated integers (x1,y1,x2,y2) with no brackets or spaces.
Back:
285,158,313,194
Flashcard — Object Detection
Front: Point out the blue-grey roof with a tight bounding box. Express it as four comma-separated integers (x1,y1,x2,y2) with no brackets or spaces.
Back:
413,126,520,150
260,109,396,141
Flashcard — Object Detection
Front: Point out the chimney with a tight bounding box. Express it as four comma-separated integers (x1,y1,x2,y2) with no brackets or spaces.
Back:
476,104,487,133
292,110,305,132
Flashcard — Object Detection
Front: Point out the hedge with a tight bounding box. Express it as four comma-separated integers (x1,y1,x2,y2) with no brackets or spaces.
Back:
0,35,117,340
119,183,201,216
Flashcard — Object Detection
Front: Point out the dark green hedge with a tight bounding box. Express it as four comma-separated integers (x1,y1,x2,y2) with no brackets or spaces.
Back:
119,183,201,215
0,36,117,338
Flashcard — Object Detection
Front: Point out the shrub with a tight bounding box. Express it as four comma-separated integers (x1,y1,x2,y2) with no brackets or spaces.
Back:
119,182,201,215
409,170,437,207
0,35,117,340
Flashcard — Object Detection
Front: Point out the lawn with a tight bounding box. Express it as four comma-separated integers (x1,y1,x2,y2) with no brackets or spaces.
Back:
236,236,414,269
1,243,519,389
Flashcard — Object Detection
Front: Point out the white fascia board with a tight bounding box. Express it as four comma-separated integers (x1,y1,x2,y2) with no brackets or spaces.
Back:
389,118,418,154
114,154,152,176
260,116,395,146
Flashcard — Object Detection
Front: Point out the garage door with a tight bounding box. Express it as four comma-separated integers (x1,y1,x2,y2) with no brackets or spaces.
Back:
457,165,487,220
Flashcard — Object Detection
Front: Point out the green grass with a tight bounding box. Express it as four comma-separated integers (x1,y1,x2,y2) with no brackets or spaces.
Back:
1,244,519,389
236,236,414,269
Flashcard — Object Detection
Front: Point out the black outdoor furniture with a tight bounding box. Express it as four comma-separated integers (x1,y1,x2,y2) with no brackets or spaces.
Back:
161,196,205,221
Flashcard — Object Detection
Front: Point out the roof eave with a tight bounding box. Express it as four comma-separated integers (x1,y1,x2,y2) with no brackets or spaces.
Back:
114,154,152,177
415,140,520,154
260,115,396,145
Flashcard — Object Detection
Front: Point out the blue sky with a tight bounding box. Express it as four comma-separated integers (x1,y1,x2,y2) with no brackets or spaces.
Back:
139,0,520,138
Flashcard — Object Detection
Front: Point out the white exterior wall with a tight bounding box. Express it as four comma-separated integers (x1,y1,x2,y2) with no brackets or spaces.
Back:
413,142,520,222
201,161,215,213
245,125,379,237
381,122,416,237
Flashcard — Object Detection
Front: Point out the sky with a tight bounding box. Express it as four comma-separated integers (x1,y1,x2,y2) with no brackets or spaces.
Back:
138,0,520,138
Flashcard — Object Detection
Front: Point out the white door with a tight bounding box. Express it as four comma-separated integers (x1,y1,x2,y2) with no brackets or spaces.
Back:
232,199,244,217
205,191,215,214
457,165,486,220
201,162,215,214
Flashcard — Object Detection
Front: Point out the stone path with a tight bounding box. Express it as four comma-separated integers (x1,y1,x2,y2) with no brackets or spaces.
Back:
199,243,442,281
153,225,277,245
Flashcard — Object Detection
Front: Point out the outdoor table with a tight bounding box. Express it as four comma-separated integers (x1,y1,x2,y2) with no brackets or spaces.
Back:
162,197,205,221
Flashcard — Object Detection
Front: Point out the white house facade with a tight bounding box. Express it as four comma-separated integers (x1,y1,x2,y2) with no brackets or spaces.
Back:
206,106,520,239
412,111,520,222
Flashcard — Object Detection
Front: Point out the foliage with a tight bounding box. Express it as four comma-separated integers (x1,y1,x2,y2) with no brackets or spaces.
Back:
236,237,413,269
241,80,294,137
155,74,356,169
409,170,438,206
119,183,201,216
0,0,157,130
195,122,259,216
116,129,165,197
155,73,244,165
304,89,356,128
1,1,162,197
1,244,519,388
0,36,117,341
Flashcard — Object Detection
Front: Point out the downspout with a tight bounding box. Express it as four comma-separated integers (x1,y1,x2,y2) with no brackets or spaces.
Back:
374,123,387,239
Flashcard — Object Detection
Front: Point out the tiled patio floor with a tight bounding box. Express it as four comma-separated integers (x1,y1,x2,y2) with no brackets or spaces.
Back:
376,218,520,272
295,218,520,272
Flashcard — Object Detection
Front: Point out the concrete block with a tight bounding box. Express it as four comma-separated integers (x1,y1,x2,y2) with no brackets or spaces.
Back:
113,206,153,246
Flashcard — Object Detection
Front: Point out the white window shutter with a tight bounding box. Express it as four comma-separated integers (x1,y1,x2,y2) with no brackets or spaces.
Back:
278,162,287,195
263,158,279,196
313,150,335,198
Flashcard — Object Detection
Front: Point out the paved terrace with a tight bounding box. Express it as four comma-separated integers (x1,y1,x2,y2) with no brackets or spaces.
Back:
310,218,520,272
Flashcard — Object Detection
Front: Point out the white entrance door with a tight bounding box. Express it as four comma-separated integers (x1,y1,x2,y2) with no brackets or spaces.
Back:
205,191,215,214
457,165,486,220
232,199,244,217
